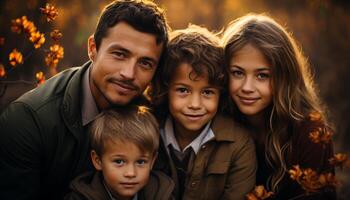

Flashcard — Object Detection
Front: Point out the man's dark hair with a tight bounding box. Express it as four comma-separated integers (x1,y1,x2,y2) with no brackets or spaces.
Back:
93,0,169,96
94,0,169,50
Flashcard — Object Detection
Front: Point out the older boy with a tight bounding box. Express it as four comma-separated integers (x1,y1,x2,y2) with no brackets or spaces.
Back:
152,25,257,200
65,106,174,200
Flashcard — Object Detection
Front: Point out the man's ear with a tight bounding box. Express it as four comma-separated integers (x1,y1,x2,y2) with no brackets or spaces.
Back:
91,150,102,171
88,35,97,61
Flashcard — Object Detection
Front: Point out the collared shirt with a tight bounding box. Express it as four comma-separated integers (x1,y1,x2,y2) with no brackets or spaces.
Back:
81,65,99,126
160,116,215,156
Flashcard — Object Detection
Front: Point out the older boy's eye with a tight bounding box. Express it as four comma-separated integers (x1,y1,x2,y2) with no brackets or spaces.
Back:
175,87,189,94
202,89,215,96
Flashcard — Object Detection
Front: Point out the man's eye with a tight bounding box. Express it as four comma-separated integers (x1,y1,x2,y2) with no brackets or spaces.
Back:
138,60,153,70
113,51,125,59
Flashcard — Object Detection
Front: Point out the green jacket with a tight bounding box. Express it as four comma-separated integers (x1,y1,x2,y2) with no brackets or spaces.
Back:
0,62,94,200
65,171,175,200
154,114,257,200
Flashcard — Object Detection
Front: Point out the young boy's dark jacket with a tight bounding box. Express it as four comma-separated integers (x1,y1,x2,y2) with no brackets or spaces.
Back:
64,170,175,200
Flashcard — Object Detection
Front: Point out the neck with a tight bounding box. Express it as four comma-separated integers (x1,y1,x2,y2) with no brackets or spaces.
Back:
246,111,269,143
173,120,202,151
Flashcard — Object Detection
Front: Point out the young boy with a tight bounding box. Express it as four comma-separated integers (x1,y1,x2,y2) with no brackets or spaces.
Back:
65,106,174,200
151,25,257,200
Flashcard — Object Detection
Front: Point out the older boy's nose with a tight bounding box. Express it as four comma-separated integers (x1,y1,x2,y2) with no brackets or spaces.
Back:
120,60,136,80
124,164,137,178
189,93,201,109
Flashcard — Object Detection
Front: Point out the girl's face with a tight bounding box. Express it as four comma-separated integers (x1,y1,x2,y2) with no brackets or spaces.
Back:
228,43,272,117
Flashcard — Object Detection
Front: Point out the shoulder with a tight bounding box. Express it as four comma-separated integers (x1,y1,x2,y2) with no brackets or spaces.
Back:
15,66,82,110
142,171,174,200
290,115,334,171
66,171,108,200
211,113,253,144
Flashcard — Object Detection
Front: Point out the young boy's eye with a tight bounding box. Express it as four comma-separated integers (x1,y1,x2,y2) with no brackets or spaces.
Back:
136,159,148,166
114,159,125,165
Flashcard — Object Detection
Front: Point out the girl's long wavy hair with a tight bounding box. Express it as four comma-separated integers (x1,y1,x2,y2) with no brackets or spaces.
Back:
221,13,329,193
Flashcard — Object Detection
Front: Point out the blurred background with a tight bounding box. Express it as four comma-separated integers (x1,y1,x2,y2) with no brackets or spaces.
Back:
0,0,349,198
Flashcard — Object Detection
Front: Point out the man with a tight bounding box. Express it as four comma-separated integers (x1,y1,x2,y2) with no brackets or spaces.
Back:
0,1,168,199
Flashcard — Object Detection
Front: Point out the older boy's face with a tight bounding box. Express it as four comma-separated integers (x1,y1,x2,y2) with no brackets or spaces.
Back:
168,63,220,137
91,140,155,199
88,22,163,109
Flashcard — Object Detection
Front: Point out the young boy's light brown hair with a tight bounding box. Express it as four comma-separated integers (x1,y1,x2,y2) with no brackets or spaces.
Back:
89,105,159,157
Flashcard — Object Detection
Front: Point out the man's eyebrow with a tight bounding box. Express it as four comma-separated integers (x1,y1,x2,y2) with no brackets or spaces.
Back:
107,44,130,53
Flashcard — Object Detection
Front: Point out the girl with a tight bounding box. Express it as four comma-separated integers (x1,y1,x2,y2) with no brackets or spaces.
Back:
222,14,336,199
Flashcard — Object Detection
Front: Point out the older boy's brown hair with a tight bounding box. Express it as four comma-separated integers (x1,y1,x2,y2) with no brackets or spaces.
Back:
151,25,226,117
90,106,159,156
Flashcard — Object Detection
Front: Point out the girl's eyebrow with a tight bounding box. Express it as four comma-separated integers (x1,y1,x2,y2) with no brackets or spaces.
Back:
230,65,270,71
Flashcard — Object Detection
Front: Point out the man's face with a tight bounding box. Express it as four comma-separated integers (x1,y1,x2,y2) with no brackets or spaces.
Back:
88,22,163,109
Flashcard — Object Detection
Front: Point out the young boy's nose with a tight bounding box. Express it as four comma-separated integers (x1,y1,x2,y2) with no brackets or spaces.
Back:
124,164,137,178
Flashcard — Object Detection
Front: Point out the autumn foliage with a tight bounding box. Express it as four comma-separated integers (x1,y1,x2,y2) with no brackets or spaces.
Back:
246,111,349,199
1,3,63,84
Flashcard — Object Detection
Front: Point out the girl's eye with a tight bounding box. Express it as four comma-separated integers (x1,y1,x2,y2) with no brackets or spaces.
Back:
114,159,125,165
257,73,270,80
230,70,244,78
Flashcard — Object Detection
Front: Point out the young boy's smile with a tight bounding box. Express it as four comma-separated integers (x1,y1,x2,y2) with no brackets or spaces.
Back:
168,63,220,137
91,139,155,200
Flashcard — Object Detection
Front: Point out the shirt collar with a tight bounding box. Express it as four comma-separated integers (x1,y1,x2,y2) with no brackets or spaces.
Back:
160,116,215,155
81,66,99,126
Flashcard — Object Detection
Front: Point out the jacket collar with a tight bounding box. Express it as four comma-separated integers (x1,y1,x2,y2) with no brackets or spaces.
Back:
61,61,91,138
211,113,248,142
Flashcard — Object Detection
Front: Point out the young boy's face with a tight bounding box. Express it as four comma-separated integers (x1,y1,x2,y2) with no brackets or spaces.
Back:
91,139,155,200
168,63,220,136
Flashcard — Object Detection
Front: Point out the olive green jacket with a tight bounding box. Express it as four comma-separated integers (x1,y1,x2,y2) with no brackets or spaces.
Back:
154,114,257,200
0,62,94,200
